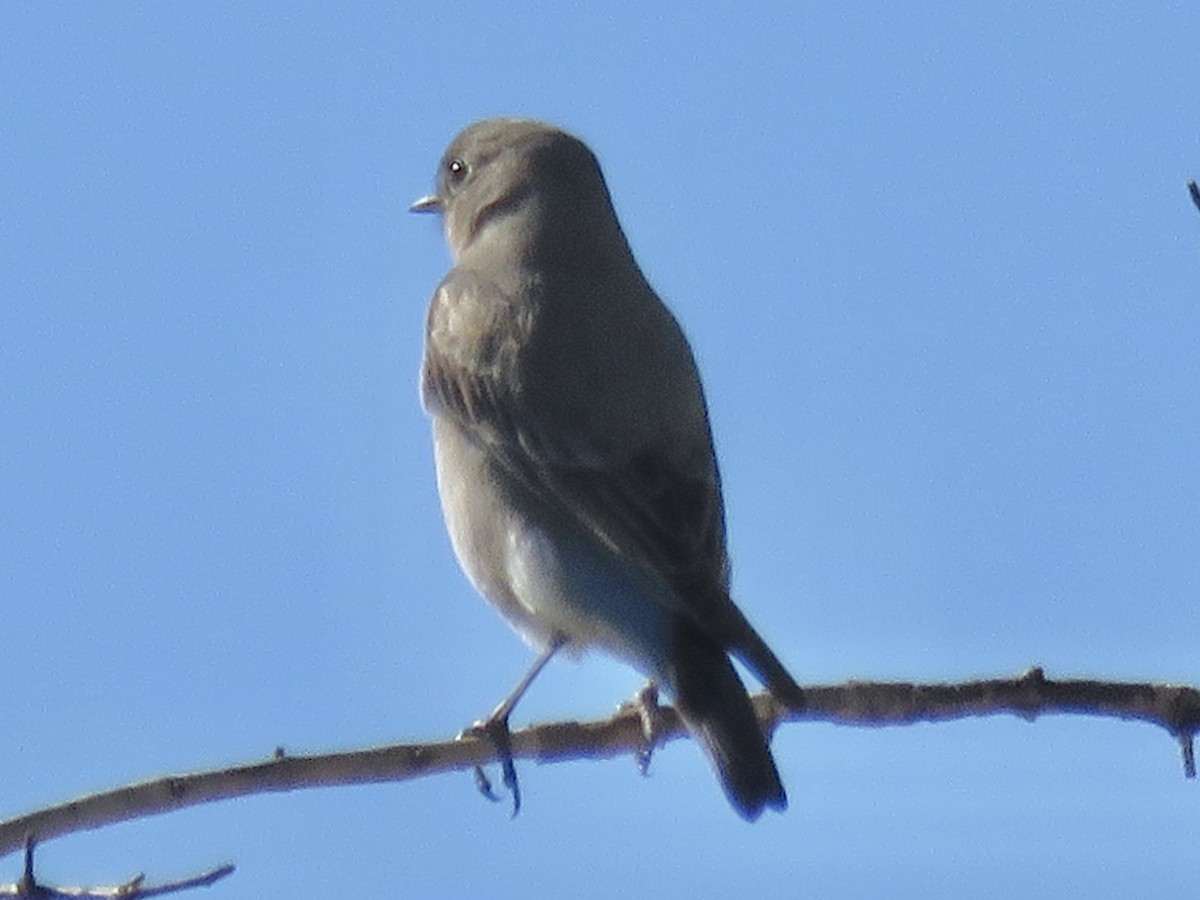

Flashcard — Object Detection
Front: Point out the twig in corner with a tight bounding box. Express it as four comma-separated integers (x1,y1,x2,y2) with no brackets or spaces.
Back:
1,837,234,898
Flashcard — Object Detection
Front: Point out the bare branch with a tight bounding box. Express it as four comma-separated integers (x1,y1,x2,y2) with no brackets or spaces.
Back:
2,669,1197,857
1189,179,1200,214
0,837,234,897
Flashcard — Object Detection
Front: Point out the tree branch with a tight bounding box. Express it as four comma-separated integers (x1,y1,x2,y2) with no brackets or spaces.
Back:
1,838,234,898
2,668,1197,857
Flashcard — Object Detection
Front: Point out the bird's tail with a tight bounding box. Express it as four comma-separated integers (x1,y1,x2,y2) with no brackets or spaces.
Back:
665,622,787,820
718,601,806,711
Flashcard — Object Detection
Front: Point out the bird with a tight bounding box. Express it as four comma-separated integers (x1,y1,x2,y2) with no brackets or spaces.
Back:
412,117,803,820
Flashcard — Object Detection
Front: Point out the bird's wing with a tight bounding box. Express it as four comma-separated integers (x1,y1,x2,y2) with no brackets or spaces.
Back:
421,271,729,627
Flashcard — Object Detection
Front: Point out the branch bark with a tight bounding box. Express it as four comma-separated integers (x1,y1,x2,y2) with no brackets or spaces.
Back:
2,839,235,898
2,668,1197,857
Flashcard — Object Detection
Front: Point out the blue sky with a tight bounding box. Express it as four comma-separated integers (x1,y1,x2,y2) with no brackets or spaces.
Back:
2,3,1198,897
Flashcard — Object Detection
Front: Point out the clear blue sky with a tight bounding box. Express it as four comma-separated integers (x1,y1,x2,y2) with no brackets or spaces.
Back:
3,4,1198,897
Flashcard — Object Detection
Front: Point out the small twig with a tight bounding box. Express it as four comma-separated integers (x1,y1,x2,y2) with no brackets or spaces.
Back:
0,838,233,898
108,863,233,898
1188,180,1200,215
1,670,1198,857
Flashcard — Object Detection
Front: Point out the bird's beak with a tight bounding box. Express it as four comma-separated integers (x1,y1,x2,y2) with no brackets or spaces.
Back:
410,194,442,214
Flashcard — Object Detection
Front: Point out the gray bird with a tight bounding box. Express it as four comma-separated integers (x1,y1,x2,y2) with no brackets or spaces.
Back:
412,118,803,820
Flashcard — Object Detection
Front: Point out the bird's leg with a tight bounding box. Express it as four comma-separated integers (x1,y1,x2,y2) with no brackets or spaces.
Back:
462,636,564,817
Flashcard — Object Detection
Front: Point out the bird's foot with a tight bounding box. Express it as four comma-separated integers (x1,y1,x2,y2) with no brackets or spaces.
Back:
621,681,666,776
460,711,521,817
456,640,564,817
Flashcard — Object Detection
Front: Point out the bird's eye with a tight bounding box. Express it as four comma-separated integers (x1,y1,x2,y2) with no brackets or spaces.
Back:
447,158,468,184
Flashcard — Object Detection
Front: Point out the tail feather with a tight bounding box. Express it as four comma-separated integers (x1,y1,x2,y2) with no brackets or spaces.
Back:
717,604,806,710
666,621,787,820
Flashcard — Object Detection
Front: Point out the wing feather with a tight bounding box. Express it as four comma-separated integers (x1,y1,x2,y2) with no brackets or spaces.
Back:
422,271,729,624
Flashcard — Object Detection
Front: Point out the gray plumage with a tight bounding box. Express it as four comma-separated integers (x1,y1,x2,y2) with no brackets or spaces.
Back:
414,118,802,819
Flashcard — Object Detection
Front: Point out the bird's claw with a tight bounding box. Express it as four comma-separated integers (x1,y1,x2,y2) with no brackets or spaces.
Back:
462,714,522,817
620,682,665,776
